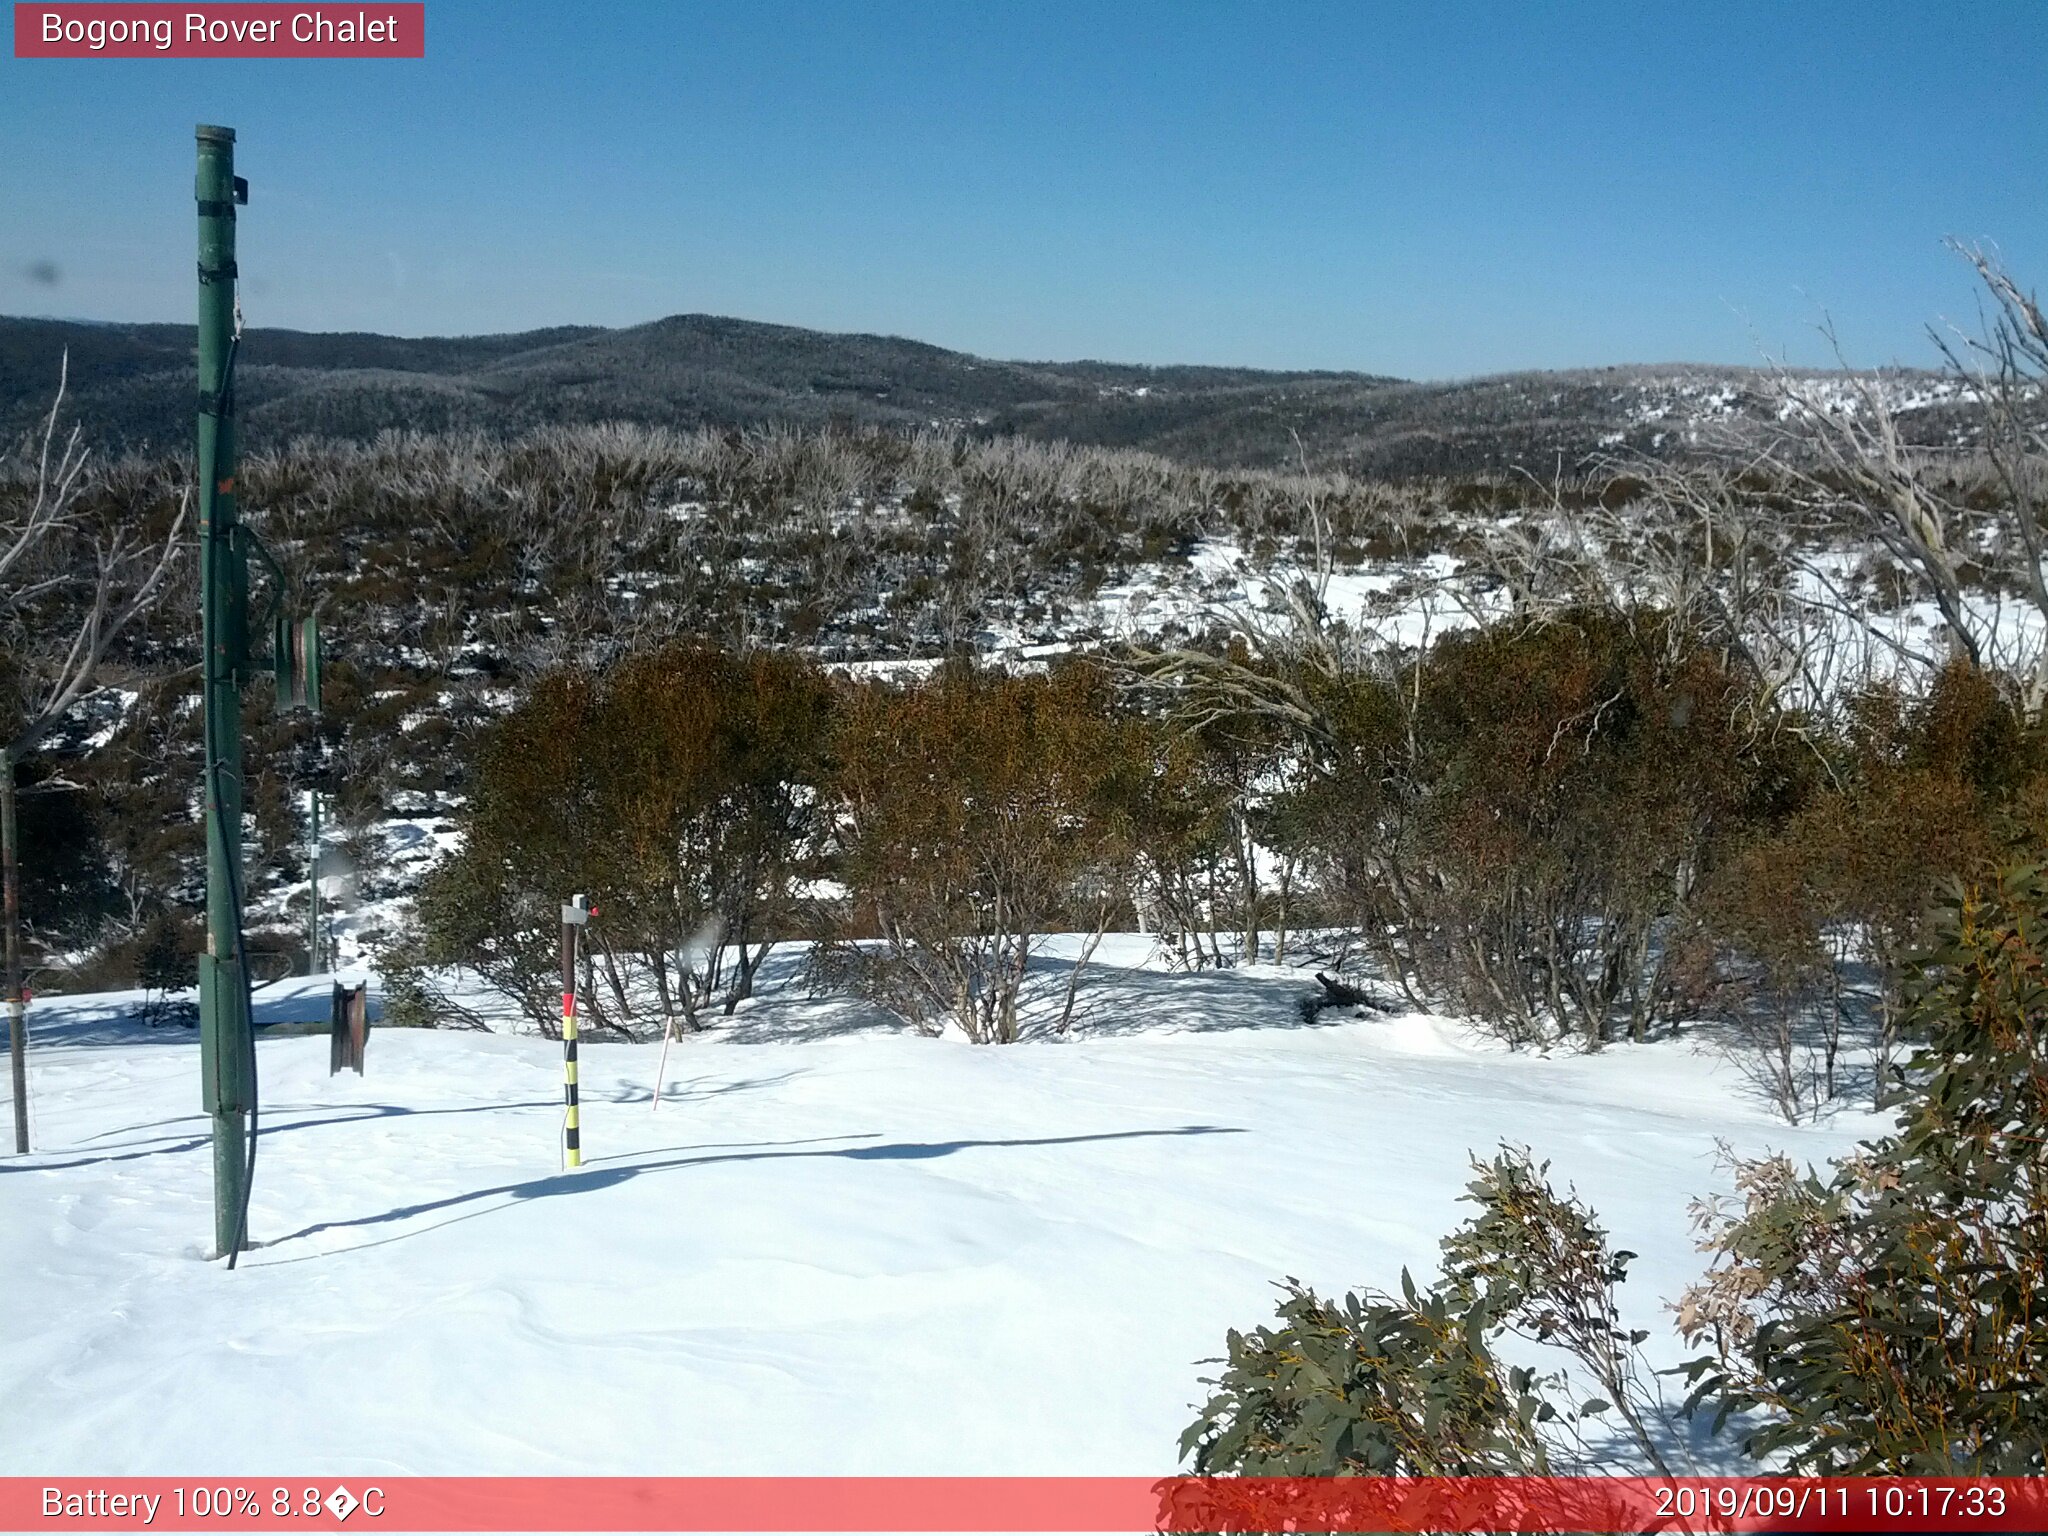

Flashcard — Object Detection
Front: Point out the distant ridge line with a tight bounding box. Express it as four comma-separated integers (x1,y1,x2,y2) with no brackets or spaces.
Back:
0,310,1948,476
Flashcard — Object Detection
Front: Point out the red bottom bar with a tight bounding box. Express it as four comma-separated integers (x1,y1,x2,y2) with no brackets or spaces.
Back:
5,1476,2044,1533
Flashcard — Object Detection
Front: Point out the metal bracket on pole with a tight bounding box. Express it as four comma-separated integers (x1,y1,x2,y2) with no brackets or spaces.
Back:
329,982,369,1075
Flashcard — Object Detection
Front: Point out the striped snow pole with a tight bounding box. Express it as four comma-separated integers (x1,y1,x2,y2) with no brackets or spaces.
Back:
561,989,580,1166
560,894,593,1168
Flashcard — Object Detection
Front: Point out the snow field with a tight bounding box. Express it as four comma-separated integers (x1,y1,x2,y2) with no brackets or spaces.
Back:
0,943,1883,1477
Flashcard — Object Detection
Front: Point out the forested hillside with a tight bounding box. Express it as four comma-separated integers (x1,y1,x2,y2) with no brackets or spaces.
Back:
0,311,1973,476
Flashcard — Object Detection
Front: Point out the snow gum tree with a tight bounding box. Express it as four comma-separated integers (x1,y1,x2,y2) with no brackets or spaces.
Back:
587,644,833,1027
1685,661,2042,1116
396,643,831,1037
1097,716,1237,973
1268,608,1794,1049
1,358,186,1150
830,660,1130,1042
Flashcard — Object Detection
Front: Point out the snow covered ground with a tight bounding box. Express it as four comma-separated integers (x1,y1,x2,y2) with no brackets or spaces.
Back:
1,940,1883,1477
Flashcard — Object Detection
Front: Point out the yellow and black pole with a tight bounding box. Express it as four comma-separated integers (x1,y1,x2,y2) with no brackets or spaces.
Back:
560,894,592,1167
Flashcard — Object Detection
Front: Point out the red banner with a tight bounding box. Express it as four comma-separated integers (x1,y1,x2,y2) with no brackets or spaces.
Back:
12,4,424,58
5,1477,2047,1532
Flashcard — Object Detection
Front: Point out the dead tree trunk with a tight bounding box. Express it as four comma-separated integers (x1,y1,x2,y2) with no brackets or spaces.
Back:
4,754,25,1153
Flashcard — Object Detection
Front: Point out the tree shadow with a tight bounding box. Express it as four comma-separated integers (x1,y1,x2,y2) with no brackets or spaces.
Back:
26,979,385,1048
711,999,917,1045
1680,1002,1888,1127
6,1074,806,1173
582,1131,883,1167
249,1124,1245,1265
1,1101,560,1174
579,1071,807,1108
1013,958,1328,1041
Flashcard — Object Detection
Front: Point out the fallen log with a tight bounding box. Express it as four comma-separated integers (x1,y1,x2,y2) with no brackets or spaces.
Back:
1313,972,1396,1015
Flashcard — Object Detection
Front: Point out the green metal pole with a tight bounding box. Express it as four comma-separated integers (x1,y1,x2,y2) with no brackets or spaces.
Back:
195,124,249,1260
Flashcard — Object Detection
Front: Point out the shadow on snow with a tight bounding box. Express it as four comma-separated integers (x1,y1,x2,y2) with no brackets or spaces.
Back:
2,1074,801,1173
248,1124,1246,1264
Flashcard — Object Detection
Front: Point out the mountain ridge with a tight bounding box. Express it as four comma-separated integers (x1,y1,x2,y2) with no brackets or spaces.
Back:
0,310,1956,476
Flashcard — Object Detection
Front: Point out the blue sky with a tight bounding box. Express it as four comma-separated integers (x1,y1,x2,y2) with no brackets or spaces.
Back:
3,1,2044,377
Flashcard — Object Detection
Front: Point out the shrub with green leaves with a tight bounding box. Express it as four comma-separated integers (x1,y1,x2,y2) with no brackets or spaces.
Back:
1440,1149,1679,1476
1191,852,2048,1479
396,642,832,1037
1181,1274,1558,1476
1183,1147,1678,1478
1675,858,2048,1472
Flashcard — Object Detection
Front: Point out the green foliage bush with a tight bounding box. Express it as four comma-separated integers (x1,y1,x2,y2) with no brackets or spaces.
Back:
1182,1276,1559,1476
1191,856,2048,1479
403,642,831,1036
831,660,1134,1041
1685,661,2045,1113
1184,1148,1670,1477
1676,856,2048,1472
1271,608,1807,1048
